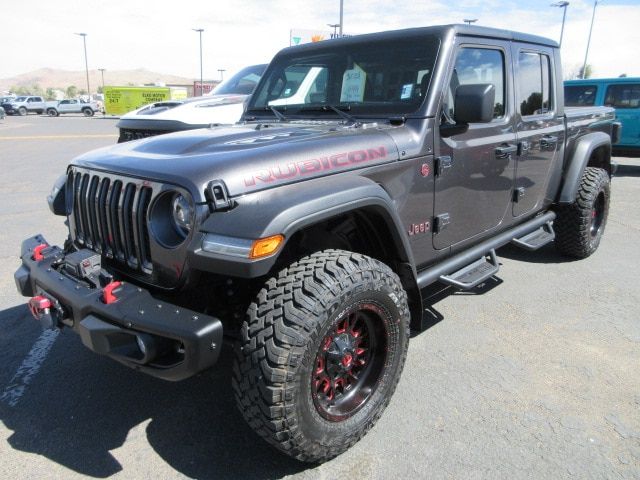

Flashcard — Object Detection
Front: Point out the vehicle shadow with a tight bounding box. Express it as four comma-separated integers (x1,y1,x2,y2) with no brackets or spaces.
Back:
0,305,305,479
497,242,577,264
413,276,504,336
614,163,640,177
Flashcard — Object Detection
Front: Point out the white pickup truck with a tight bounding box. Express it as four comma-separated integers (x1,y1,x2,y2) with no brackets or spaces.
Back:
46,99,100,117
1,96,46,115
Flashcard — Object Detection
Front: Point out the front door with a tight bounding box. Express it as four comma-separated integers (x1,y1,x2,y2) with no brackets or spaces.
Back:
434,40,516,250
512,44,565,217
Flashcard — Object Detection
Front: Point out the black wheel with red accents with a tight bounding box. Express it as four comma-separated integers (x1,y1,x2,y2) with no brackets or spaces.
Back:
555,166,610,258
232,249,410,463
311,302,388,422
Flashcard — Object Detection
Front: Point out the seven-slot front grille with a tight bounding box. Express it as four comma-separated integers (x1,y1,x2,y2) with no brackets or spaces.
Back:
68,169,153,274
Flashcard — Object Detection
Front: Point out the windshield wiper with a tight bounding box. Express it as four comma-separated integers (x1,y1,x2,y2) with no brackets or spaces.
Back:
298,105,361,126
268,105,288,122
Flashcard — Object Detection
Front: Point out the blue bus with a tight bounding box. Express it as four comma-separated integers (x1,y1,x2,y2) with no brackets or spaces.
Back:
565,78,640,157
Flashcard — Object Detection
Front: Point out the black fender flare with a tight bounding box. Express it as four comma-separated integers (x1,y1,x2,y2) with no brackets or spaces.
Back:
200,174,415,270
195,174,422,323
558,131,611,204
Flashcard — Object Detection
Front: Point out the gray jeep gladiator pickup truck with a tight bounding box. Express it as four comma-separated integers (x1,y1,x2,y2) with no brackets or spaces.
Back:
14,24,620,462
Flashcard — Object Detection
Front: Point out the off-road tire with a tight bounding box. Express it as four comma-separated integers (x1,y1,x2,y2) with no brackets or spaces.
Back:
554,166,610,258
232,249,410,463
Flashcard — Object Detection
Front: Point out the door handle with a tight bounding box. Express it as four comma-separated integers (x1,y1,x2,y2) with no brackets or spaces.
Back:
540,135,558,149
495,144,517,159
518,141,530,156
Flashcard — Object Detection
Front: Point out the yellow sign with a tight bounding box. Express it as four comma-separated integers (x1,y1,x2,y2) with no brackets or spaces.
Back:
103,86,171,115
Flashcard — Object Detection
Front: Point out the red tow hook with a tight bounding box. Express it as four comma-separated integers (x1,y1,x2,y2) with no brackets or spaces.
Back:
28,295,52,320
32,243,49,261
102,281,122,304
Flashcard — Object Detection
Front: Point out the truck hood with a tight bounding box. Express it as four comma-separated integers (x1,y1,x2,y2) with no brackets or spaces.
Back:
119,94,248,125
72,122,400,200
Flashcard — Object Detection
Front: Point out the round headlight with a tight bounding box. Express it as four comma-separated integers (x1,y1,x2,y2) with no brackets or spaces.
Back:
171,193,193,236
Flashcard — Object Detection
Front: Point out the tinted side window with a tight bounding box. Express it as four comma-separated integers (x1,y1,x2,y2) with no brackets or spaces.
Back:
564,85,598,106
605,84,640,109
449,47,505,119
518,52,553,116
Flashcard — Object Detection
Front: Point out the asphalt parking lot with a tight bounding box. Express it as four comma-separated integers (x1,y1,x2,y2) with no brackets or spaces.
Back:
0,114,638,479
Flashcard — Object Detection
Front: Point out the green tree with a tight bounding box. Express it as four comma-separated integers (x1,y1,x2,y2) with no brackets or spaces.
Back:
45,88,57,100
578,64,593,79
66,85,78,98
11,85,29,95
31,84,45,97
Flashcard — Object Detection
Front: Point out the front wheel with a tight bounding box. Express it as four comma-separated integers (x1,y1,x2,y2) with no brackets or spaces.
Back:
554,166,610,258
47,108,58,117
233,250,410,462
18,107,27,116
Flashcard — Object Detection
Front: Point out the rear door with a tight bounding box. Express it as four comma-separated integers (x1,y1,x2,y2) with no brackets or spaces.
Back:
511,44,565,217
434,39,516,249
604,82,640,147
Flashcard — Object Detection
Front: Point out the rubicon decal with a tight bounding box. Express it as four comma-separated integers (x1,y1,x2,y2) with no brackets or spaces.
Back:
243,146,388,186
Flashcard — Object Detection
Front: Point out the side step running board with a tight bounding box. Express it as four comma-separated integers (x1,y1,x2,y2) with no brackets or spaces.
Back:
511,221,555,251
416,211,556,290
439,250,499,290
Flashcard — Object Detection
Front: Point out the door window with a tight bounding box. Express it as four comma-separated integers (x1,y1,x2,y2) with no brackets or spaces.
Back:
518,52,553,116
447,47,506,120
604,84,640,109
564,85,598,106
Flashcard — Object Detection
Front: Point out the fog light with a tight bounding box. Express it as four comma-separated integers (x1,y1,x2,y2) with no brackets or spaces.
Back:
136,335,147,355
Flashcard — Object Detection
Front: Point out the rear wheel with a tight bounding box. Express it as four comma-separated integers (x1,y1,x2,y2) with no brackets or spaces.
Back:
82,108,94,117
554,166,610,258
233,249,410,462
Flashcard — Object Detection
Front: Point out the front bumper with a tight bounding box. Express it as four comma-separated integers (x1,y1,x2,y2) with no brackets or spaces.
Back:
14,235,223,381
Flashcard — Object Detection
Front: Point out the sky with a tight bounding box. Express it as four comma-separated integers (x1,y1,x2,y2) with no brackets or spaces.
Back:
0,0,638,81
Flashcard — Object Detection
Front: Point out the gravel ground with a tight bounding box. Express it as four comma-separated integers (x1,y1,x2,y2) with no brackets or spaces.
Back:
0,115,638,479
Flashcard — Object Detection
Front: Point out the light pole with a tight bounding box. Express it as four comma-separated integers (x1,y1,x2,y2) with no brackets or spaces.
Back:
192,28,204,95
339,0,343,36
551,2,570,47
74,33,90,99
581,0,599,79
328,23,340,38
217,69,226,82
98,68,105,91
463,18,478,25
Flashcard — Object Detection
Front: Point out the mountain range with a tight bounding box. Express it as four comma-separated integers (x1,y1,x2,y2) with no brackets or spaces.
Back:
0,68,197,93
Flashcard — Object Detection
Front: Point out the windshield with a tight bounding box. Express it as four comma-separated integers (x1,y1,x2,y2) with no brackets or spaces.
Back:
248,34,440,118
211,64,267,95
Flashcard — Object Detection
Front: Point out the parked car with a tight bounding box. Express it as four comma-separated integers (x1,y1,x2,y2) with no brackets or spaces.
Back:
116,63,267,142
565,77,640,156
1,95,46,115
46,99,100,117
16,24,618,463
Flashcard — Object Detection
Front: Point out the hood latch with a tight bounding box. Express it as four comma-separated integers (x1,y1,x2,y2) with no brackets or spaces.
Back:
206,180,233,212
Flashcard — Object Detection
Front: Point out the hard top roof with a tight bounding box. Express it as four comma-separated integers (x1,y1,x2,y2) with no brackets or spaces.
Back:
278,24,558,56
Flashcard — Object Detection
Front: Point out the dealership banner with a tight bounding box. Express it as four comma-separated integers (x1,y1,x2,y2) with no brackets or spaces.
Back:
103,86,171,115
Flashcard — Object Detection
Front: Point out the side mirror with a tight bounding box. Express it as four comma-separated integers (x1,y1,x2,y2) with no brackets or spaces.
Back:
454,84,495,124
